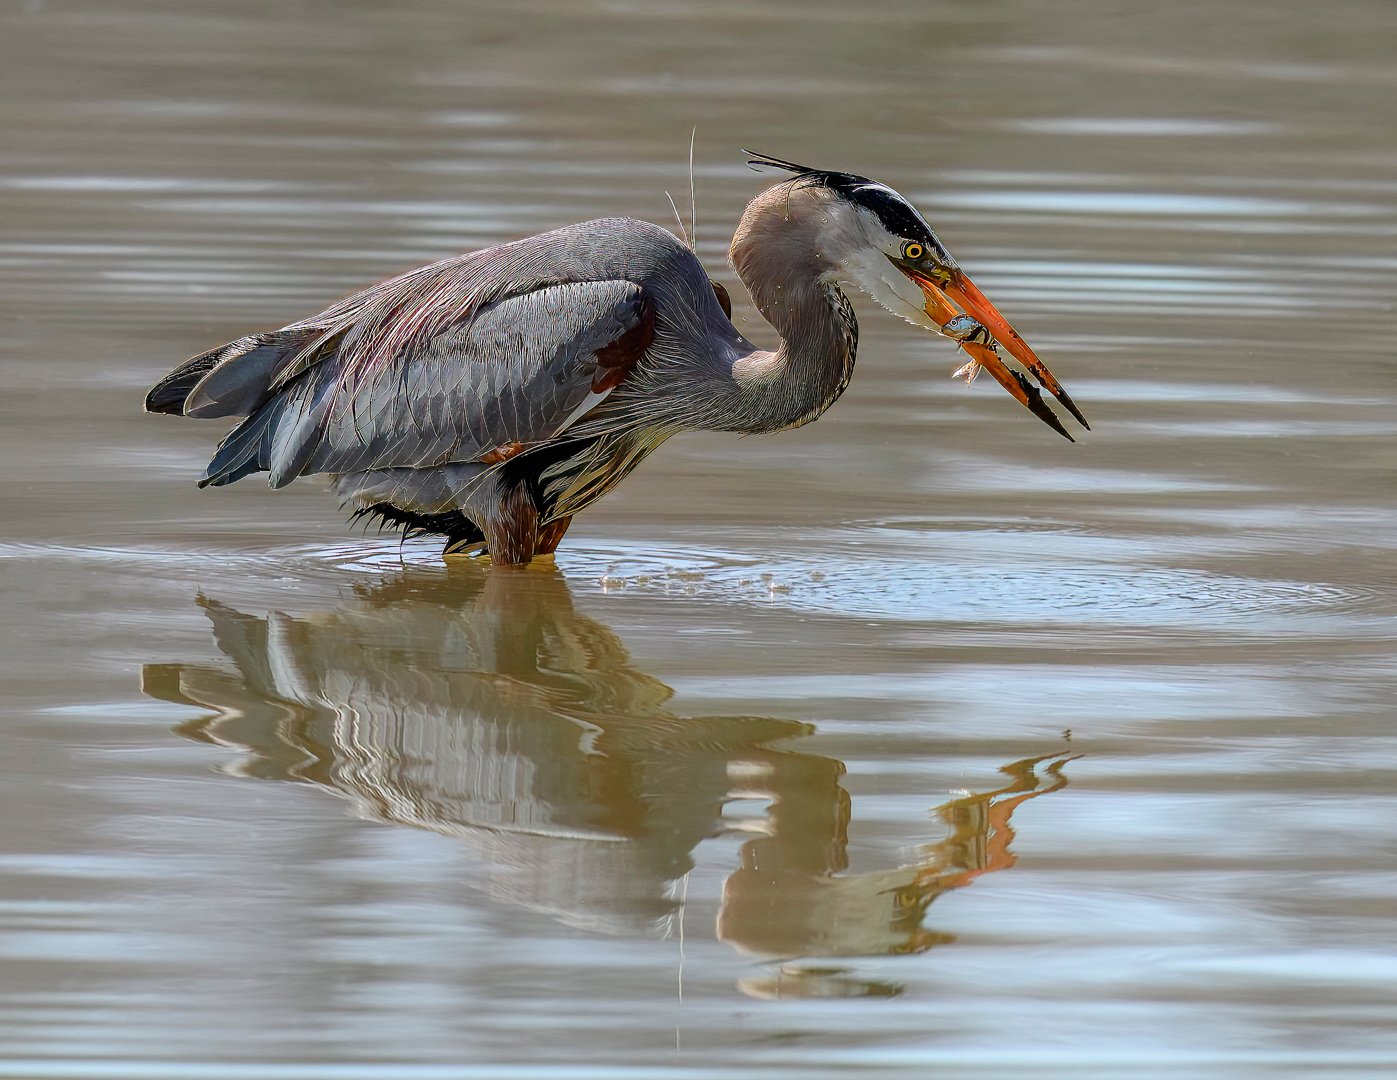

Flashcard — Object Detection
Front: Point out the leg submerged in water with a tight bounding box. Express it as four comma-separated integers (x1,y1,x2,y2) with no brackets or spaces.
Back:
335,458,584,565
478,483,539,567
446,511,570,565
533,516,573,557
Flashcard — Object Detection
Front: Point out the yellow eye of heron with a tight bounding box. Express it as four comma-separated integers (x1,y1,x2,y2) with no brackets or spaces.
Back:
901,241,924,261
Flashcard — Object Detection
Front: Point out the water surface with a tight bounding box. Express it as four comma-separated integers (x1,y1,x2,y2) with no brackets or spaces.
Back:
1,0,1395,1076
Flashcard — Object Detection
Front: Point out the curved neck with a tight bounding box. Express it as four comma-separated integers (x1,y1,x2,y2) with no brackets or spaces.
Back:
724,185,858,433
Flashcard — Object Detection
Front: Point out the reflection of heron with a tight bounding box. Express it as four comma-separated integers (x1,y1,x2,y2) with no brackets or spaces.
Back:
142,567,1072,974
146,152,1085,564
720,753,1074,999
143,567,814,935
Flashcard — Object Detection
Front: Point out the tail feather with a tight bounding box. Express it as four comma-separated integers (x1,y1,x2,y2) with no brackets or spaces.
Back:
198,401,285,488
144,350,221,416
144,330,316,419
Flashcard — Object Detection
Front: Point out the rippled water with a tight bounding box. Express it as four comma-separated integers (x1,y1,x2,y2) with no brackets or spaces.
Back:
2,0,1396,1076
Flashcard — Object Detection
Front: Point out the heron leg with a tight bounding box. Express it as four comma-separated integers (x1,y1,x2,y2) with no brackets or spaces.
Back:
479,484,539,567
533,516,572,557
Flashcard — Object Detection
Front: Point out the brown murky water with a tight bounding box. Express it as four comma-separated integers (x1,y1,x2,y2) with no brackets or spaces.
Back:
2,0,1395,1076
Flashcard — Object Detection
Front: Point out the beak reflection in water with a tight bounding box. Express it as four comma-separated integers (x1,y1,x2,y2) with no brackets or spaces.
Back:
142,566,1075,997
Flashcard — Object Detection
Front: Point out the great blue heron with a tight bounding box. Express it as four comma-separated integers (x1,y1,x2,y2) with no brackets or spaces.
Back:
146,151,1087,566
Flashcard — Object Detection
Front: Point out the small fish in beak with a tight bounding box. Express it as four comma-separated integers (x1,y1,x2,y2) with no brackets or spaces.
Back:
897,259,1090,441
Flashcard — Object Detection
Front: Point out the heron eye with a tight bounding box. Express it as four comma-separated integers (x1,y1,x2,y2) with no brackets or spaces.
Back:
901,241,924,261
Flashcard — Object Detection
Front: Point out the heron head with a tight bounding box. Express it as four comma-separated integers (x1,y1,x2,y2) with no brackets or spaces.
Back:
745,152,1088,439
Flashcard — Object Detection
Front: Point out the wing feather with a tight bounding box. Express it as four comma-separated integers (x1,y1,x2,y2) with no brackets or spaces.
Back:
201,278,648,488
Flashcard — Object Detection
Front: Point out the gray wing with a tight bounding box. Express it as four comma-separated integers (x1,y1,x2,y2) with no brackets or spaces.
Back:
200,279,646,489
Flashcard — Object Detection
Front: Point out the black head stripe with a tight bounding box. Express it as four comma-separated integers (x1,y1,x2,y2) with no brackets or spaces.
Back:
839,177,935,241
744,152,946,257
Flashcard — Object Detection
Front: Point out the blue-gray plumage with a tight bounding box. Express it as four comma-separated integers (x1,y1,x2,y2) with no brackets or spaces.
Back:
146,152,1086,566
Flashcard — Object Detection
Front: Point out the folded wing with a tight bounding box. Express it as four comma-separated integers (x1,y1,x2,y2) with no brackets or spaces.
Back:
194,278,649,489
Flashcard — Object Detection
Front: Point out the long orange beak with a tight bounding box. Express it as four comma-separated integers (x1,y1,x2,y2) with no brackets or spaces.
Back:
908,268,1088,441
